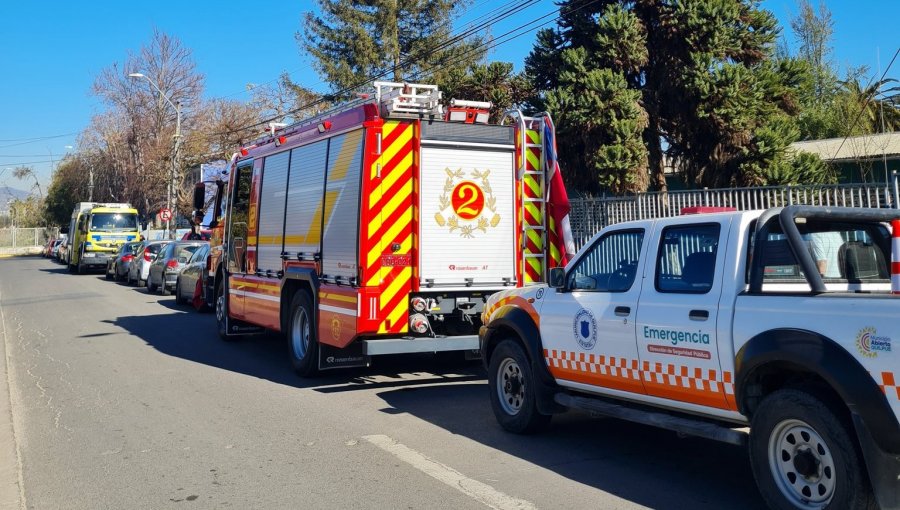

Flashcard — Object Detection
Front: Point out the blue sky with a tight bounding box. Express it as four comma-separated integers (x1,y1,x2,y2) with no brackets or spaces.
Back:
0,0,897,191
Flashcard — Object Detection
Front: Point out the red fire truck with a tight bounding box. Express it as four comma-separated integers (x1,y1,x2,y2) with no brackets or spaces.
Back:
192,82,564,375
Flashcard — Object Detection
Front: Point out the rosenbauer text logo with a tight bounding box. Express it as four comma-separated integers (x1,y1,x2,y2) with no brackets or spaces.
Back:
856,327,892,358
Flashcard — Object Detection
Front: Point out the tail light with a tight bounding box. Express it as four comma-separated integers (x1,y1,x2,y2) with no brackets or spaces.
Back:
143,249,151,262
166,259,178,269
122,254,134,263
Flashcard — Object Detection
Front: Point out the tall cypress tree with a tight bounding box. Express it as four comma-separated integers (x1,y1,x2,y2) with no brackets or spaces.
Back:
300,0,484,98
528,0,830,193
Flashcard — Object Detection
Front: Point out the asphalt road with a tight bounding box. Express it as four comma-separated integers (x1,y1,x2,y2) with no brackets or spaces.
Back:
0,256,766,509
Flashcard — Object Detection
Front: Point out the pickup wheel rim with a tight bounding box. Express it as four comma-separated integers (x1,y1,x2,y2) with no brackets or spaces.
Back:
497,358,525,416
768,418,835,508
291,306,310,361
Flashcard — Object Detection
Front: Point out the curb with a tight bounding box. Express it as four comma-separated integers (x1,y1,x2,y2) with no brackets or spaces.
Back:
0,285,24,509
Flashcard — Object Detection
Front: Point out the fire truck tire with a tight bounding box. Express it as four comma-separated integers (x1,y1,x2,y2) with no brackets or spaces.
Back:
488,339,551,434
749,388,874,510
215,281,237,341
287,290,319,377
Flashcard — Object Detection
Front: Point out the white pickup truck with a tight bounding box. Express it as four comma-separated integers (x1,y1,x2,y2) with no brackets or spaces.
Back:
479,206,900,510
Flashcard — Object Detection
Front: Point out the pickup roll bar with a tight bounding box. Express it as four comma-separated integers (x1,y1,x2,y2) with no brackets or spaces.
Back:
750,205,900,294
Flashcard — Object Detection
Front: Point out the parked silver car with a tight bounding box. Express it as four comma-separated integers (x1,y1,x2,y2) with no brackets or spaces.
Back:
174,243,210,308
147,241,207,295
106,241,143,281
127,241,170,287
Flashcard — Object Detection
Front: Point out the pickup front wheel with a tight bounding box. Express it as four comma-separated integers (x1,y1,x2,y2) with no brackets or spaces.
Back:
488,339,551,434
749,389,874,510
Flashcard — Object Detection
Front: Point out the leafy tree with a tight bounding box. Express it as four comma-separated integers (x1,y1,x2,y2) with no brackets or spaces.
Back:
299,0,485,98
528,0,830,193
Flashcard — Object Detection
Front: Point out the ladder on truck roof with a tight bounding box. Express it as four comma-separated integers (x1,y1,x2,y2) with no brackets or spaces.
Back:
248,82,444,147
503,110,551,285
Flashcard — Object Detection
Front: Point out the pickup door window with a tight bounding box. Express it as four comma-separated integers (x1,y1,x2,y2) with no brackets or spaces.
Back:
635,221,733,410
540,229,647,395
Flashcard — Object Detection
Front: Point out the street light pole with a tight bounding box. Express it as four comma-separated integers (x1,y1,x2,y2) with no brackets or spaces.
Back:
128,72,181,240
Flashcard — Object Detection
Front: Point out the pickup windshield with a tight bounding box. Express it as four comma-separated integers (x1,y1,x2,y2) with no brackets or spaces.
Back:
91,213,138,232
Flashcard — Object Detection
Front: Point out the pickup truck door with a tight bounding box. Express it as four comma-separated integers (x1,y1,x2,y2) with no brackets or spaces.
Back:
635,217,732,410
539,228,648,396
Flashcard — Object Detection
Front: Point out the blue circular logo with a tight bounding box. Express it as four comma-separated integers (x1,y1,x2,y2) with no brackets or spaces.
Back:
572,309,597,350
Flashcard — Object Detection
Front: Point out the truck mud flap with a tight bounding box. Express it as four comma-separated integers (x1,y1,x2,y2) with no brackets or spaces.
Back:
319,342,370,371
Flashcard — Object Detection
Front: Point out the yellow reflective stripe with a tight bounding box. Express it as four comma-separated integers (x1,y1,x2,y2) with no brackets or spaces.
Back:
525,129,540,145
526,229,543,251
370,149,412,206
523,174,541,197
321,293,357,303
371,123,412,180
525,256,542,274
366,266,392,287
524,202,542,224
386,300,409,333
381,266,412,310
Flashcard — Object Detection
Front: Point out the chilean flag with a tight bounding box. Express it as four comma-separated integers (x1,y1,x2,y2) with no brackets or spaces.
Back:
543,117,576,267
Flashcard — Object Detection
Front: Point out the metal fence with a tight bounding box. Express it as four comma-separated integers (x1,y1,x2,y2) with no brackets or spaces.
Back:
0,227,60,249
568,181,899,249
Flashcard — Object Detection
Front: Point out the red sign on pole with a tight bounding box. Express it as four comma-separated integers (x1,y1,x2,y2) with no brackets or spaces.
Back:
159,208,172,222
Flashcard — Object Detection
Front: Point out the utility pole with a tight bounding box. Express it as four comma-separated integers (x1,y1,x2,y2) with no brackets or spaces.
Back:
171,100,182,240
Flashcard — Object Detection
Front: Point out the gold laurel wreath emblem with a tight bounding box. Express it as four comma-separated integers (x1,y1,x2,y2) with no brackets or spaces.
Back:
434,168,501,238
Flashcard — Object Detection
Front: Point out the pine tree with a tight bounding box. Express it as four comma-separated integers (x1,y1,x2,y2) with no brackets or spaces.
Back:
300,0,484,98
528,0,831,193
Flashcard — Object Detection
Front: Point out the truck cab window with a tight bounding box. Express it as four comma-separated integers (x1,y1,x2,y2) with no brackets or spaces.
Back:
656,224,720,293
568,230,643,291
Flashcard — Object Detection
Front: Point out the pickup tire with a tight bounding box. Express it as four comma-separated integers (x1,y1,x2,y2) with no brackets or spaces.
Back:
287,291,319,377
488,339,551,434
749,389,874,510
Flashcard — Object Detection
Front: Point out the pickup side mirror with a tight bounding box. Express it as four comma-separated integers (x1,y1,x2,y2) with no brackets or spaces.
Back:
193,182,206,210
549,267,566,289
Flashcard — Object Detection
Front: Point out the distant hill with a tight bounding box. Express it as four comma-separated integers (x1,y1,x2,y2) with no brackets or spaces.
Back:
0,186,32,214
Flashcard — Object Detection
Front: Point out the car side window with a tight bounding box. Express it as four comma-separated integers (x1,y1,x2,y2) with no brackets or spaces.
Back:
656,223,720,294
567,230,644,292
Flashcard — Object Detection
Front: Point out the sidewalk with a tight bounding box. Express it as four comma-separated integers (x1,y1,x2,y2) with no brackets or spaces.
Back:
0,285,24,509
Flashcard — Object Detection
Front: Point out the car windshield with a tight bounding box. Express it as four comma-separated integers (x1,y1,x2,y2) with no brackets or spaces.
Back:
90,212,138,232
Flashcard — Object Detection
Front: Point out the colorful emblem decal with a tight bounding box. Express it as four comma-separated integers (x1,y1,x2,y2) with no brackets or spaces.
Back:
435,168,500,238
856,326,892,358
572,309,597,350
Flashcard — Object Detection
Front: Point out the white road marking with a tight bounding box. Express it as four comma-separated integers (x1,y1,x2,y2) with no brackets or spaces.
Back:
362,434,537,510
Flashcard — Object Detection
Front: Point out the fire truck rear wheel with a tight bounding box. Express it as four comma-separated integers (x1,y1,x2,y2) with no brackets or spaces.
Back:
749,388,874,510
288,290,319,377
488,339,551,434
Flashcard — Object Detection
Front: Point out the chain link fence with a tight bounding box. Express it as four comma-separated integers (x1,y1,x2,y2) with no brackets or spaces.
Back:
569,180,899,250
0,227,60,249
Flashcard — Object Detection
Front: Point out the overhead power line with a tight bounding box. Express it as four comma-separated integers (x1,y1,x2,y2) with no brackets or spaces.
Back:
195,0,550,143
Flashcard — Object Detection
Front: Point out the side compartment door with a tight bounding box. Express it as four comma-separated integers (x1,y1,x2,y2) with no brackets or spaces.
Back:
635,219,732,410
225,160,254,319
539,228,647,395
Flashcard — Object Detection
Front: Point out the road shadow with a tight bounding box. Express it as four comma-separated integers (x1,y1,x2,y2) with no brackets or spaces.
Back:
104,310,483,392
377,383,766,510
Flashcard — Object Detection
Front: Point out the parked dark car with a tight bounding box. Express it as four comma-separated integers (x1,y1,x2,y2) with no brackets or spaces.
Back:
174,243,210,308
147,241,207,295
105,241,143,281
